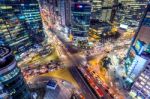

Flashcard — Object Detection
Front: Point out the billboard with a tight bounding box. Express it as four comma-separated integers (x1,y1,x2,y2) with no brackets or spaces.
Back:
129,55,147,79
120,24,128,30
134,40,145,54
72,3,91,12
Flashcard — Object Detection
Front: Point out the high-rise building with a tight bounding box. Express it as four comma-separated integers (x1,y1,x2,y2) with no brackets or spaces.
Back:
73,0,110,21
101,0,114,22
0,1,32,53
71,2,91,42
0,0,44,54
124,3,150,88
20,0,45,44
129,57,150,99
91,0,102,20
0,46,31,99
115,0,149,26
57,0,71,26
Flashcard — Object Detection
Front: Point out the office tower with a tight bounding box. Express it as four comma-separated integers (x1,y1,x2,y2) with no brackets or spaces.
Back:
124,3,150,88
0,0,44,54
91,0,102,20
101,0,114,22
65,0,72,27
115,0,148,26
71,2,91,42
20,0,45,44
0,46,31,99
73,0,113,21
58,0,71,26
129,59,150,99
0,1,32,53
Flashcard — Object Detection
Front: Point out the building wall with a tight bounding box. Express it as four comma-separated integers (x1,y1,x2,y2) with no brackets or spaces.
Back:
65,0,72,26
125,4,150,88
115,0,149,26
0,46,31,99
0,1,32,53
101,0,114,21
91,0,102,19
71,2,91,41
129,56,150,98
58,0,71,26
0,0,44,53
20,2,45,44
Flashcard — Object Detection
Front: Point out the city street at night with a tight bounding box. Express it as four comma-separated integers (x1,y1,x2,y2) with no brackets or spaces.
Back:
0,0,150,99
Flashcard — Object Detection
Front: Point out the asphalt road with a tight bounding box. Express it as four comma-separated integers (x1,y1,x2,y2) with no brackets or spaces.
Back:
68,54,113,99
70,67,98,99
50,29,113,99
50,31,98,99
87,70,114,99
59,46,98,99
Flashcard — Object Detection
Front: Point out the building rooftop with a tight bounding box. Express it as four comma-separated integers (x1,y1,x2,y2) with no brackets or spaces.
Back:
0,46,10,59
90,19,111,30
0,46,13,69
47,80,57,87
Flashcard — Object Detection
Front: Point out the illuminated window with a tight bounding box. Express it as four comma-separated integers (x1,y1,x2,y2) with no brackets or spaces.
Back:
0,67,20,82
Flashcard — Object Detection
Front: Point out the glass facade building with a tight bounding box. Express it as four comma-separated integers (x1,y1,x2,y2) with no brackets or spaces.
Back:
100,0,113,22
0,0,44,54
0,46,31,99
91,0,102,20
71,2,91,41
124,3,150,94
57,0,71,27
129,58,150,99
115,0,149,26
20,1,45,44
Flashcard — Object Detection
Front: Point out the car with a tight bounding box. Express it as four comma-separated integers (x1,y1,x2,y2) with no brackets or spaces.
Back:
79,93,85,99
102,83,109,90
33,69,40,74
97,79,102,85
94,85,104,98
40,68,48,74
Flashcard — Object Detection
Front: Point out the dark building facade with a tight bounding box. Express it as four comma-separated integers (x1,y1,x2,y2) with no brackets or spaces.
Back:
91,0,102,20
71,2,91,42
0,0,44,54
20,0,45,44
0,46,31,99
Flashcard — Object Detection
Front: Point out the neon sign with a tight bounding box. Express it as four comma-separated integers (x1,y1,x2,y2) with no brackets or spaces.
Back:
77,4,83,8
